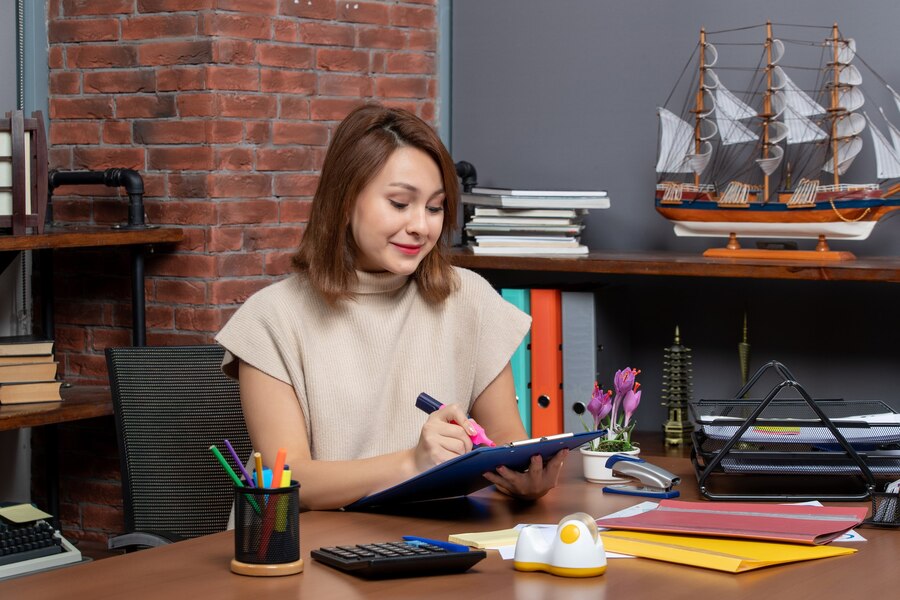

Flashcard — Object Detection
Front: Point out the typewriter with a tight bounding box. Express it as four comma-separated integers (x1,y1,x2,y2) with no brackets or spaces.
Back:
0,508,82,580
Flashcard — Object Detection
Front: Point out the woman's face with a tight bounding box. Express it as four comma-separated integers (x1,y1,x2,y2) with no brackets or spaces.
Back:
350,146,445,275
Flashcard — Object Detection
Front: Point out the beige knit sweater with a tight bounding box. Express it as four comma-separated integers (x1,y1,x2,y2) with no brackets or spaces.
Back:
215,267,530,462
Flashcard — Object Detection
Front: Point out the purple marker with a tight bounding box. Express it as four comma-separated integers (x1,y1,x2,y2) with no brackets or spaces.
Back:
223,439,256,487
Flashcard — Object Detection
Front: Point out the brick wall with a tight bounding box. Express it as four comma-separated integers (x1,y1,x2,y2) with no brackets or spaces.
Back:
38,0,440,545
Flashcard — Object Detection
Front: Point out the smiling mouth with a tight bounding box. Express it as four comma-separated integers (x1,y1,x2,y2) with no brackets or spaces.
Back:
392,243,423,255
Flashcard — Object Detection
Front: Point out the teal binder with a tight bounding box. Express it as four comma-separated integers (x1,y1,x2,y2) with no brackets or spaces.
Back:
502,288,531,436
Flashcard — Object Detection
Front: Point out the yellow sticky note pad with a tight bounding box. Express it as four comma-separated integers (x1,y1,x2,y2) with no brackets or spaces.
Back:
0,503,53,524
449,528,520,548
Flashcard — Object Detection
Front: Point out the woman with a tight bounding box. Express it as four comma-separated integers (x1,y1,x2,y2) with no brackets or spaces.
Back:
216,104,566,509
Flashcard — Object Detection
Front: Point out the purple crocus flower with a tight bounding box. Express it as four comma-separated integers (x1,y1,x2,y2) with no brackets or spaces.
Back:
623,389,642,427
587,383,612,430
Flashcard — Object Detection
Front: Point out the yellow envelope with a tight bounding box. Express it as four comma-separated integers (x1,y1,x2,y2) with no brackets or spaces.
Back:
600,530,856,573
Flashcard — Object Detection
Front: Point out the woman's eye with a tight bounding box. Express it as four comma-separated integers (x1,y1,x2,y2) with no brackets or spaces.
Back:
427,205,444,214
389,200,408,209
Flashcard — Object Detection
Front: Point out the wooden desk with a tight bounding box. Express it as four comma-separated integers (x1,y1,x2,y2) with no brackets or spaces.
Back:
2,448,894,599
0,386,112,431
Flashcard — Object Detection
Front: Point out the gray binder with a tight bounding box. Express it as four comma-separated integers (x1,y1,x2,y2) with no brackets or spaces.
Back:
561,291,598,434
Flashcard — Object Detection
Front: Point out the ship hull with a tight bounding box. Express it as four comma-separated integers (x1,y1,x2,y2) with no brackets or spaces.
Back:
655,194,900,240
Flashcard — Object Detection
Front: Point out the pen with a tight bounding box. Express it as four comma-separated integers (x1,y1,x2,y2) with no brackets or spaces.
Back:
209,445,260,513
254,452,264,489
223,438,255,487
416,392,496,447
402,536,470,553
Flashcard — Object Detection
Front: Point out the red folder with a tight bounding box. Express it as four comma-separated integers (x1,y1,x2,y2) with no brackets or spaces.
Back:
595,499,868,545
529,289,563,437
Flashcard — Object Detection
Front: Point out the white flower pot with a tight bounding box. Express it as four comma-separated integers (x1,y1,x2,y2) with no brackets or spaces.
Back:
580,447,641,484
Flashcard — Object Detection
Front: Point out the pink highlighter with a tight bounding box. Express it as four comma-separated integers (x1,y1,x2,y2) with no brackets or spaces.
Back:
415,392,496,447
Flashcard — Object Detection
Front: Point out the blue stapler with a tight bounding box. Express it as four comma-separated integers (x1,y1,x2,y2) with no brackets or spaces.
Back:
601,455,681,498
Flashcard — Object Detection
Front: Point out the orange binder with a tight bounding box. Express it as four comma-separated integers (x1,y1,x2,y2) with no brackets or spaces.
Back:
529,289,563,436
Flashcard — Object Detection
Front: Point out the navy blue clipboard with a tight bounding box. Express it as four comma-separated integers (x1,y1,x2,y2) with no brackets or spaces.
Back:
344,430,606,510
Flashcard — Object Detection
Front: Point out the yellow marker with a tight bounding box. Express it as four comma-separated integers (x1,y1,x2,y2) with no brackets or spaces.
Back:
254,452,264,488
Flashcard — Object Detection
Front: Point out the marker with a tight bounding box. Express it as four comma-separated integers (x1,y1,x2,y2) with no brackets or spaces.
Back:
254,452,264,489
223,439,255,487
209,445,260,513
270,448,287,490
402,536,470,553
416,392,496,447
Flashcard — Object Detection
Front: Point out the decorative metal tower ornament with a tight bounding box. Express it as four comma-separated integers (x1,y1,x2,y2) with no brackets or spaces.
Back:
661,326,694,445
738,312,751,388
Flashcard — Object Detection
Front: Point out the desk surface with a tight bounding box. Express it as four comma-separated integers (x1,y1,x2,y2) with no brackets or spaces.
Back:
0,385,112,431
2,447,894,599
0,225,183,253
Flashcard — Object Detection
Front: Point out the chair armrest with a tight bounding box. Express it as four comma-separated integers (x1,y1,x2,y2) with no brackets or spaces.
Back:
108,530,185,552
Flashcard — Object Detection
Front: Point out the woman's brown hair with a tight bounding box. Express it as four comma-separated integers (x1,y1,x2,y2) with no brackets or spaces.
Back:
293,103,459,304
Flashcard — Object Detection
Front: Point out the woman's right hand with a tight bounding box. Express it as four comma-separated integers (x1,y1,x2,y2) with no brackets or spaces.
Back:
413,404,475,472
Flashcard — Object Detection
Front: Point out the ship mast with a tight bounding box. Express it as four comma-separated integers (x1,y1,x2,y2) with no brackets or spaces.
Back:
694,28,706,188
762,22,774,201
830,23,841,185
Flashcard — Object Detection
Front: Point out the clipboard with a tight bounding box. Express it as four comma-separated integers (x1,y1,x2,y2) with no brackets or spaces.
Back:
344,430,605,510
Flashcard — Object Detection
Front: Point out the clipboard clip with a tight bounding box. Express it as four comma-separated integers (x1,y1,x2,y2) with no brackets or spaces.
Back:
602,455,681,499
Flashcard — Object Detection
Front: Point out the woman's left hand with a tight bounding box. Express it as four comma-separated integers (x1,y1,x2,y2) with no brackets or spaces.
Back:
481,448,569,500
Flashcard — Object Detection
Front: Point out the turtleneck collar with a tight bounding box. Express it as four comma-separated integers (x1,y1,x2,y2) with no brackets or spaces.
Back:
351,270,410,295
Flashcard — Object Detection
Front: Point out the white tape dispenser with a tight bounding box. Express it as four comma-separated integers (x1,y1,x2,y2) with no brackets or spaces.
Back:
513,512,606,577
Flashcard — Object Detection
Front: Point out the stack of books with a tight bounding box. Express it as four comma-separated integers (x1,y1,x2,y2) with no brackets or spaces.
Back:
462,187,610,256
0,335,62,405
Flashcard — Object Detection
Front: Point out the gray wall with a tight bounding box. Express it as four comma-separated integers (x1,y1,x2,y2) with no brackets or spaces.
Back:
451,1,900,427
0,1,16,109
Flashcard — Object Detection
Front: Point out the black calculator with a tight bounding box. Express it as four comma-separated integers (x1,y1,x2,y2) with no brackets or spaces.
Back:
311,540,487,579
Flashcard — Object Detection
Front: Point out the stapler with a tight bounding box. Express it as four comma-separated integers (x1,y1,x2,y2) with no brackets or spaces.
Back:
601,455,680,498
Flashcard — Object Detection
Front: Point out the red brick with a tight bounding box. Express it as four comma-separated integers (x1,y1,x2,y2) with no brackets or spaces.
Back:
80,503,125,532
93,199,131,224
146,331,212,346
256,147,316,171
245,121,269,144
49,18,119,43
316,48,369,72
90,329,133,352
265,250,296,275
133,120,207,144
218,0,278,14
66,353,110,379
212,39,256,65
68,45,137,68
50,97,114,119
115,95,177,118
338,1,389,25
318,73,373,97
208,173,272,198
386,53,433,74
51,122,101,145
201,13,271,40
149,201,216,224
169,227,206,251
309,97,364,121
215,147,254,171
49,199,90,221
73,147,145,170
207,120,244,143
273,19,300,42
275,177,318,200
175,307,230,331
55,326,88,352
49,72,81,95
219,94,276,118
279,96,310,119
408,30,436,51
245,226,303,250
122,14,198,40
84,70,155,93
272,122,329,145
49,47,65,69
207,227,244,252
157,66,209,91
279,0,336,20
63,0,133,16
143,304,175,329
217,199,278,223
49,147,74,170
177,93,216,116
138,40,213,66
357,27,407,50
155,279,207,304
137,0,214,11
390,5,435,29
148,146,214,170
149,253,217,278
142,174,167,197
298,22,354,46
102,120,135,144
209,279,271,305
420,100,437,123
215,254,264,277
257,43,313,69
260,69,316,94
208,66,259,91
375,76,428,98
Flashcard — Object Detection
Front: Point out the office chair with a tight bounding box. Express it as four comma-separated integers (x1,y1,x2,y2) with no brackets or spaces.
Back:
105,345,252,551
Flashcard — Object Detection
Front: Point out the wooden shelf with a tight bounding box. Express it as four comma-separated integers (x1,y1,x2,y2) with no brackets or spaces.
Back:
0,225,184,253
0,385,113,431
449,247,900,283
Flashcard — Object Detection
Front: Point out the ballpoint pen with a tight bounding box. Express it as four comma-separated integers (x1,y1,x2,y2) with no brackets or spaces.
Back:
401,536,471,553
416,392,495,447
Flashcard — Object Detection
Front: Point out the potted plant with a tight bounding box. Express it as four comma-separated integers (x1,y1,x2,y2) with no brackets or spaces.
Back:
580,367,642,483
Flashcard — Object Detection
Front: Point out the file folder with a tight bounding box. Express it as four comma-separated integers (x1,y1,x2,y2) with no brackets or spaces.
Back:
530,289,562,437
561,291,597,434
502,289,532,436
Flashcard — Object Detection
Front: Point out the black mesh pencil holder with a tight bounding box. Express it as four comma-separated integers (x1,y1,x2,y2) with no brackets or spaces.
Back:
231,482,304,576
862,491,900,528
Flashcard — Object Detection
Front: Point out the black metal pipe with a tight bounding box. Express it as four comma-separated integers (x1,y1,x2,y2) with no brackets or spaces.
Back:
454,161,478,193
48,168,150,228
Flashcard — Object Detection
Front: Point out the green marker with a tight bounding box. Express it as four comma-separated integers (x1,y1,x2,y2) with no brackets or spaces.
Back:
210,445,260,513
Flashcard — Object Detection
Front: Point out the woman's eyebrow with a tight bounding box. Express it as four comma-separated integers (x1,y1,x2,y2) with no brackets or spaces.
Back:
388,182,445,199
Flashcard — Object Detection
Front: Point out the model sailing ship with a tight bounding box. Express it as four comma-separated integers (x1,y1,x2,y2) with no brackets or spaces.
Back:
655,23,900,254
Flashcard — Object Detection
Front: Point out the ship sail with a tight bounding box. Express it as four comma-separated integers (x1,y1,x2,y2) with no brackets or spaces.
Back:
880,107,900,155
865,113,900,179
707,69,759,145
656,108,695,173
823,37,866,175
771,67,828,144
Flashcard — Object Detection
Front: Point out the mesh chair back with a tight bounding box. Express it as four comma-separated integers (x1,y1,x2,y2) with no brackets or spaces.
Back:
106,345,252,539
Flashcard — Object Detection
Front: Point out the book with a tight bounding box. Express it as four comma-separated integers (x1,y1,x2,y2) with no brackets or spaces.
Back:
470,245,589,256
471,187,608,197
0,380,63,404
462,193,610,210
475,238,580,248
0,361,59,384
473,208,584,218
464,223,584,235
468,216,578,226
0,335,54,357
0,354,54,366
501,289,531,436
